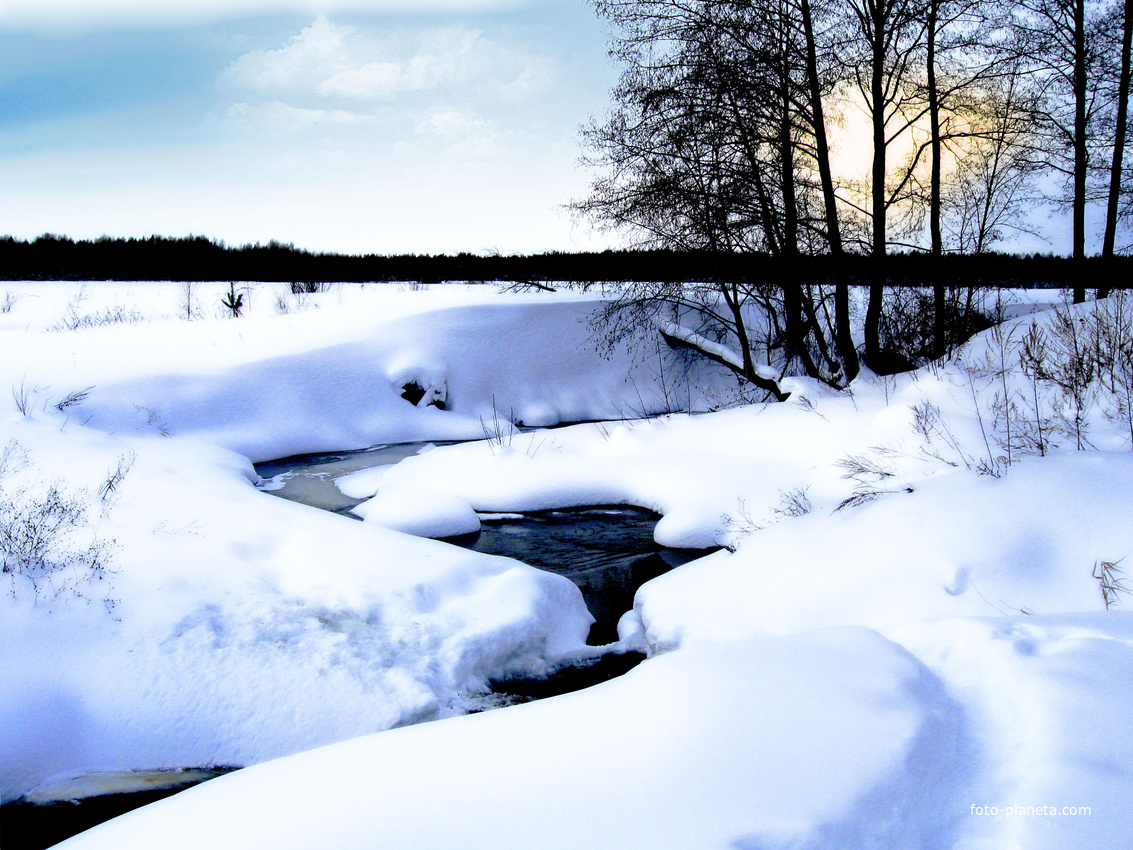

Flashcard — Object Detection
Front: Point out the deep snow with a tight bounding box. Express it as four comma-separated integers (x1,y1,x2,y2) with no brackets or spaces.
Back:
2,281,738,805
2,281,1132,848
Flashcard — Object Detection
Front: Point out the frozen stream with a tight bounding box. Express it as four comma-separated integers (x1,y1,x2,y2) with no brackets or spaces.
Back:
254,440,710,645
2,439,712,850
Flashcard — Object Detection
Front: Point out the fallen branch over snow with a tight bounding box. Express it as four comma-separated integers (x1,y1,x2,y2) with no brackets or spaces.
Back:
653,319,788,401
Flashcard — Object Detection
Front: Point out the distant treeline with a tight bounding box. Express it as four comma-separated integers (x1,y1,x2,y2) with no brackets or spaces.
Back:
0,235,1128,288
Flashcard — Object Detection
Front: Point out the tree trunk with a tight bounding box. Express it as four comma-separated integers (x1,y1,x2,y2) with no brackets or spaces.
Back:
780,48,799,254
865,0,888,369
927,0,946,357
1073,0,1087,303
801,0,859,381
835,282,857,381
928,0,943,258
1101,0,1132,301
865,265,886,372
778,34,813,378
783,280,818,376
801,0,843,255
870,4,887,259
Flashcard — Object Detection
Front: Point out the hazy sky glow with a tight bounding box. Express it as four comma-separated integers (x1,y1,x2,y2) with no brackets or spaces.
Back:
0,0,619,254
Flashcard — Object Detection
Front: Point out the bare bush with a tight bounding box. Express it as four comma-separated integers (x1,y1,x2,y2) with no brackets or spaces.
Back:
833,451,913,512
910,400,967,468
1093,558,1129,609
835,453,897,486
0,441,119,606
179,282,200,320
1018,322,1052,456
773,486,814,519
879,286,997,367
12,379,37,417
1046,308,1096,450
962,366,1004,477
51,305,145,332
479,397,515,454
98,452,136,506
54,387,94,412
290,282,328,294
721,499,764,551
1090,293,1133,449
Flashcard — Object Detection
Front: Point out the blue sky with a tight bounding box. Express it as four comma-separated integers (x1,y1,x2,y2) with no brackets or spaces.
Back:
0,1,619,254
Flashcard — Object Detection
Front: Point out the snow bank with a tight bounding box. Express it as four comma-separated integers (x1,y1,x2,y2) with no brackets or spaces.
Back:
1,283,737,462
337,369,985,549
56,627,964,850
351,487,481,538
346,398,866,549
250,294,1130,847
6,284,733,799
0,417,592,802
634,451,1133,649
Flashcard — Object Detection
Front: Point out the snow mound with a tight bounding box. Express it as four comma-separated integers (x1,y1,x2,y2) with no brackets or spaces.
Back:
0,422,592,802
334,463,391,498
5,294,736,463
55,628,964,850
351,488,481,538
635,452,1133,650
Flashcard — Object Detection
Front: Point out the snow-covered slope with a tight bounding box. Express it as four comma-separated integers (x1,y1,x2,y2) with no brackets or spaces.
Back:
0,282,736,803
5,282,1133,847
1,283,735,461
57,628,967,850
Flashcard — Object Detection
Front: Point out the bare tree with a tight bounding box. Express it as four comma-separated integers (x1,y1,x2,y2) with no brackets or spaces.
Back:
942,66,1045,253
577,0,1116,387
801,0,860,378
914,0,1023,355
1012,0,1110,300
1101,0,1132,276
576,0,859,396
838,0,929,371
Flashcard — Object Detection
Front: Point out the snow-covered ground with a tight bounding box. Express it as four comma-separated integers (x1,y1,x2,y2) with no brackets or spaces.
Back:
0,281,736,804
2,281,1132,847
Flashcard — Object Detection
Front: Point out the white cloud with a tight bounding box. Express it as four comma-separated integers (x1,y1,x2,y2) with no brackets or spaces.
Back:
417,110,491,137
317,61,403,99
205,17,555,177
219,18,552,105
230,100,378,128
0,0,619,257
414,109,499,157
0,0,524,34
220,17,355,95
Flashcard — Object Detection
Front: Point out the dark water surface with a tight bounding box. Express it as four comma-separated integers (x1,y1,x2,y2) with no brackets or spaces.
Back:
254,441,710,644
468,507,705,644
1,769,237,850
3,790,183,850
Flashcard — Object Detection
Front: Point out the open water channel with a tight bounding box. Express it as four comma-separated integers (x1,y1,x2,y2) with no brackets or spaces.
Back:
255,440,709,646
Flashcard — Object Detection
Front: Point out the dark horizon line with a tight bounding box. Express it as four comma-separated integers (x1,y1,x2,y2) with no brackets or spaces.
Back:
1,233,1129,286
